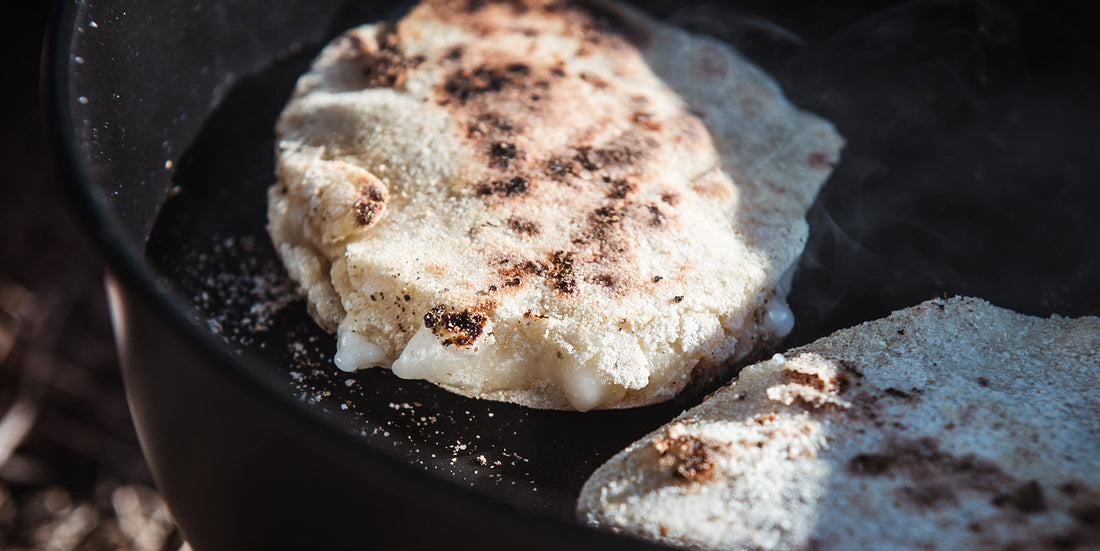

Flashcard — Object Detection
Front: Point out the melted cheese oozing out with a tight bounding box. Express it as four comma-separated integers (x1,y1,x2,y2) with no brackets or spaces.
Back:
337,293,797,408
558,364,611,412
390,327,615,411
334,331,385,372
336,267,801,407
389,327,482,380
764,301,795,337
763,266,797,338
335,283,797,408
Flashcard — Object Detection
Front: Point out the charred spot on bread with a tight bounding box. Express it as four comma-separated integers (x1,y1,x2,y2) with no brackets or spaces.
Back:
506,216,541,235
352,182,387,227
476,176,530,197
424,305,489,347
653,432,720,482
548,250,577,294
358,24,425,88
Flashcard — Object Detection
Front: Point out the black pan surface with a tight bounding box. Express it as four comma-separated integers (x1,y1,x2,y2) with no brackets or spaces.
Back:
145,0,1100,525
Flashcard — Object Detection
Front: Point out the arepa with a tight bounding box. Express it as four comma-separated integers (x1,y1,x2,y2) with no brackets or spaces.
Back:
578,297,1100,548
267,0,843,410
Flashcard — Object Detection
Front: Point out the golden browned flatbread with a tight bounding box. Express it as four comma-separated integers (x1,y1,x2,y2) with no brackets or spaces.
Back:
578,297,1100,548
267,0,842,410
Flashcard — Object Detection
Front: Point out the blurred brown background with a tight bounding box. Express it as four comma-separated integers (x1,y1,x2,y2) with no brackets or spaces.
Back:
0,3,184,549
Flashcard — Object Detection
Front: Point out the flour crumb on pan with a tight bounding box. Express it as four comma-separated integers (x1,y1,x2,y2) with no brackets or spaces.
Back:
267,0,843,410
577,297,1100,548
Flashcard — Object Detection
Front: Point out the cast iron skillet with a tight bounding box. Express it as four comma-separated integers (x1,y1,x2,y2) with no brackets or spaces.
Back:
49,0,1100,549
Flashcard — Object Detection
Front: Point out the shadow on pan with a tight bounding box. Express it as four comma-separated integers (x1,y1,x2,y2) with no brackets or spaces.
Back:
142,0,1099,537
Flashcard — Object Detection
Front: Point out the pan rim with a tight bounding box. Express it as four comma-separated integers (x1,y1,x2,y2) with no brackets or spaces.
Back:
41,2,668,549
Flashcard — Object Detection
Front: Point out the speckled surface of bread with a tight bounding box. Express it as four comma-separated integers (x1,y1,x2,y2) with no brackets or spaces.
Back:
267,0,843,410
578,296,1100,548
